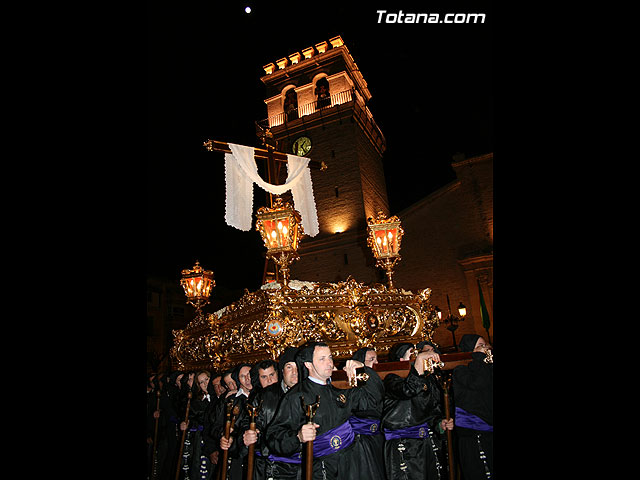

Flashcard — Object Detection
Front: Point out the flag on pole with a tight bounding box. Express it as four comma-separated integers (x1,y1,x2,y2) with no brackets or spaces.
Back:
478,279,491,330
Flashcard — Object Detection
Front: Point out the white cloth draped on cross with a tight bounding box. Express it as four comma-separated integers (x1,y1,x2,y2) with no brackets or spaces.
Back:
224,143,319,237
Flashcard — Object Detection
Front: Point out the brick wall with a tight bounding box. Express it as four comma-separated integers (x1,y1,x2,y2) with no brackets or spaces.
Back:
393,154,493,349
289,119,388,284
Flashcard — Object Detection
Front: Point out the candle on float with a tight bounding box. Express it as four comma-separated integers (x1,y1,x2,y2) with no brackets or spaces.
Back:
277,221,283,247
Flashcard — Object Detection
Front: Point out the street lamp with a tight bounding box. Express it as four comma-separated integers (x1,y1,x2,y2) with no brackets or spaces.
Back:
366,210,404,290
180,261,215,317
255,196,304,288
436,294,467,350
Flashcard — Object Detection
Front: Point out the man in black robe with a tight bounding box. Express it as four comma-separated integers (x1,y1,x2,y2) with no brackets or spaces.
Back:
452,334,493,479
236,347,301,480
352,346,379,368
200,373,225,477
382,342,454,480
173,371,196,479
159,371,183,480
147,374,163,479
265,341,384,480
348,347,385,480
215,362,254,480
148,373,180,480
178,370,216,480
201,370,232,479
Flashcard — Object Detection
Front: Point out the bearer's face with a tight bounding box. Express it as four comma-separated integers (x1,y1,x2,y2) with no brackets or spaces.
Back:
282,361,298,388
239,366,252,391
259,366,278,388
421,344,435,354
224,374,236,391
306,346,334,381
212,376,225,396
474,337,491,352
364,350,378,368
197,373,210,392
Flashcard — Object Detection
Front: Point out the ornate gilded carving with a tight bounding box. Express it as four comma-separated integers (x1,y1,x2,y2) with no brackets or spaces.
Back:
171,277,440,371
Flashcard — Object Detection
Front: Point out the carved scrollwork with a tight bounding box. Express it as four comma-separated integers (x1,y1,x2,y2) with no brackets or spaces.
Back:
171,277,438,371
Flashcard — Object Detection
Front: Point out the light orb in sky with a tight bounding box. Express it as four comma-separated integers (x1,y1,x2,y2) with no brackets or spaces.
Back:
245,6,251,13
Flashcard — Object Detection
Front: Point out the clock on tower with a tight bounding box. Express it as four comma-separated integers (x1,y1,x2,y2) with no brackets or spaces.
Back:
292,136,312,156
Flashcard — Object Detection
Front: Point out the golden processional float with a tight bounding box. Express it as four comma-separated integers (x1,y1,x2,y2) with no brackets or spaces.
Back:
169,139,470,377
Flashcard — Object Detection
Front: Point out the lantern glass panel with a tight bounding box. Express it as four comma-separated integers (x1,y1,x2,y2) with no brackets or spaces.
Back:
256,199,303,255
184,276,201,298
372,226,399,257
276,218,290,248
260,214,298,252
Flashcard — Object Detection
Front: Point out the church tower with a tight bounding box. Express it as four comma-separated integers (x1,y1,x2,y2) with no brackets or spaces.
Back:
259,36,389,284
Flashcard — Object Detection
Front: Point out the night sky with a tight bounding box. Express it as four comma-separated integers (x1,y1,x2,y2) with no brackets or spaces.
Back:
147,0,493,297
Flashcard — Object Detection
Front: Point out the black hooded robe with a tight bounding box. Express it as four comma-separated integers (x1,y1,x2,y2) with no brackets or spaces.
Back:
382,364,448,480
236,381,301,480
184,384,216,480
209,364,253,480
153,376,180,480
235,346,301,480
265,364,383,480
348,348,386,480
162,372,184,480
452,350,493,479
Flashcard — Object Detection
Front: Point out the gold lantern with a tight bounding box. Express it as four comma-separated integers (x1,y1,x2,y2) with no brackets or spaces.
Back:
367,211,404,290
180,261,215,317
255,196,304,288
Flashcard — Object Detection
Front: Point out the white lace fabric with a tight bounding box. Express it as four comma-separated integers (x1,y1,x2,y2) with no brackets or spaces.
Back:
224,143,319,236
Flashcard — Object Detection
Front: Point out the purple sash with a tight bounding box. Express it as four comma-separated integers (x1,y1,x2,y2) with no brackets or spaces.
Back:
313,420,354,457
348,415,381,435
455,407,493,432
256,450,302,464
383,421,430,441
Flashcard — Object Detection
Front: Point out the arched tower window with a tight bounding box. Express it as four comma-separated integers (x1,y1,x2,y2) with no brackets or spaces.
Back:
315,77,331,109
282,87,298,121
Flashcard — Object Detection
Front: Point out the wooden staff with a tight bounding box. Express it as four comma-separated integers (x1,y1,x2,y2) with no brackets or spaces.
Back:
441,374,456,480
245,401,262,480
151,388,161,480
175,390,192,480
300,395,320,480
220,400,240,480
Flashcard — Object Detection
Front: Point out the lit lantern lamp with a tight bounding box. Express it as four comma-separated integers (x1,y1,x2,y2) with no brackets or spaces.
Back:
255,196,304,288
367,210,404,290
180,261,215,317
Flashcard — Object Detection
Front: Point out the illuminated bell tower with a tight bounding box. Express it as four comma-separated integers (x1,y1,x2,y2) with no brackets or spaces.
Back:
259,36,389,284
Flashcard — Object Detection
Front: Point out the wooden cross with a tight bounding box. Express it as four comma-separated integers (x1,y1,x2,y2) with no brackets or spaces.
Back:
203,138,326,205
203,134,327,284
